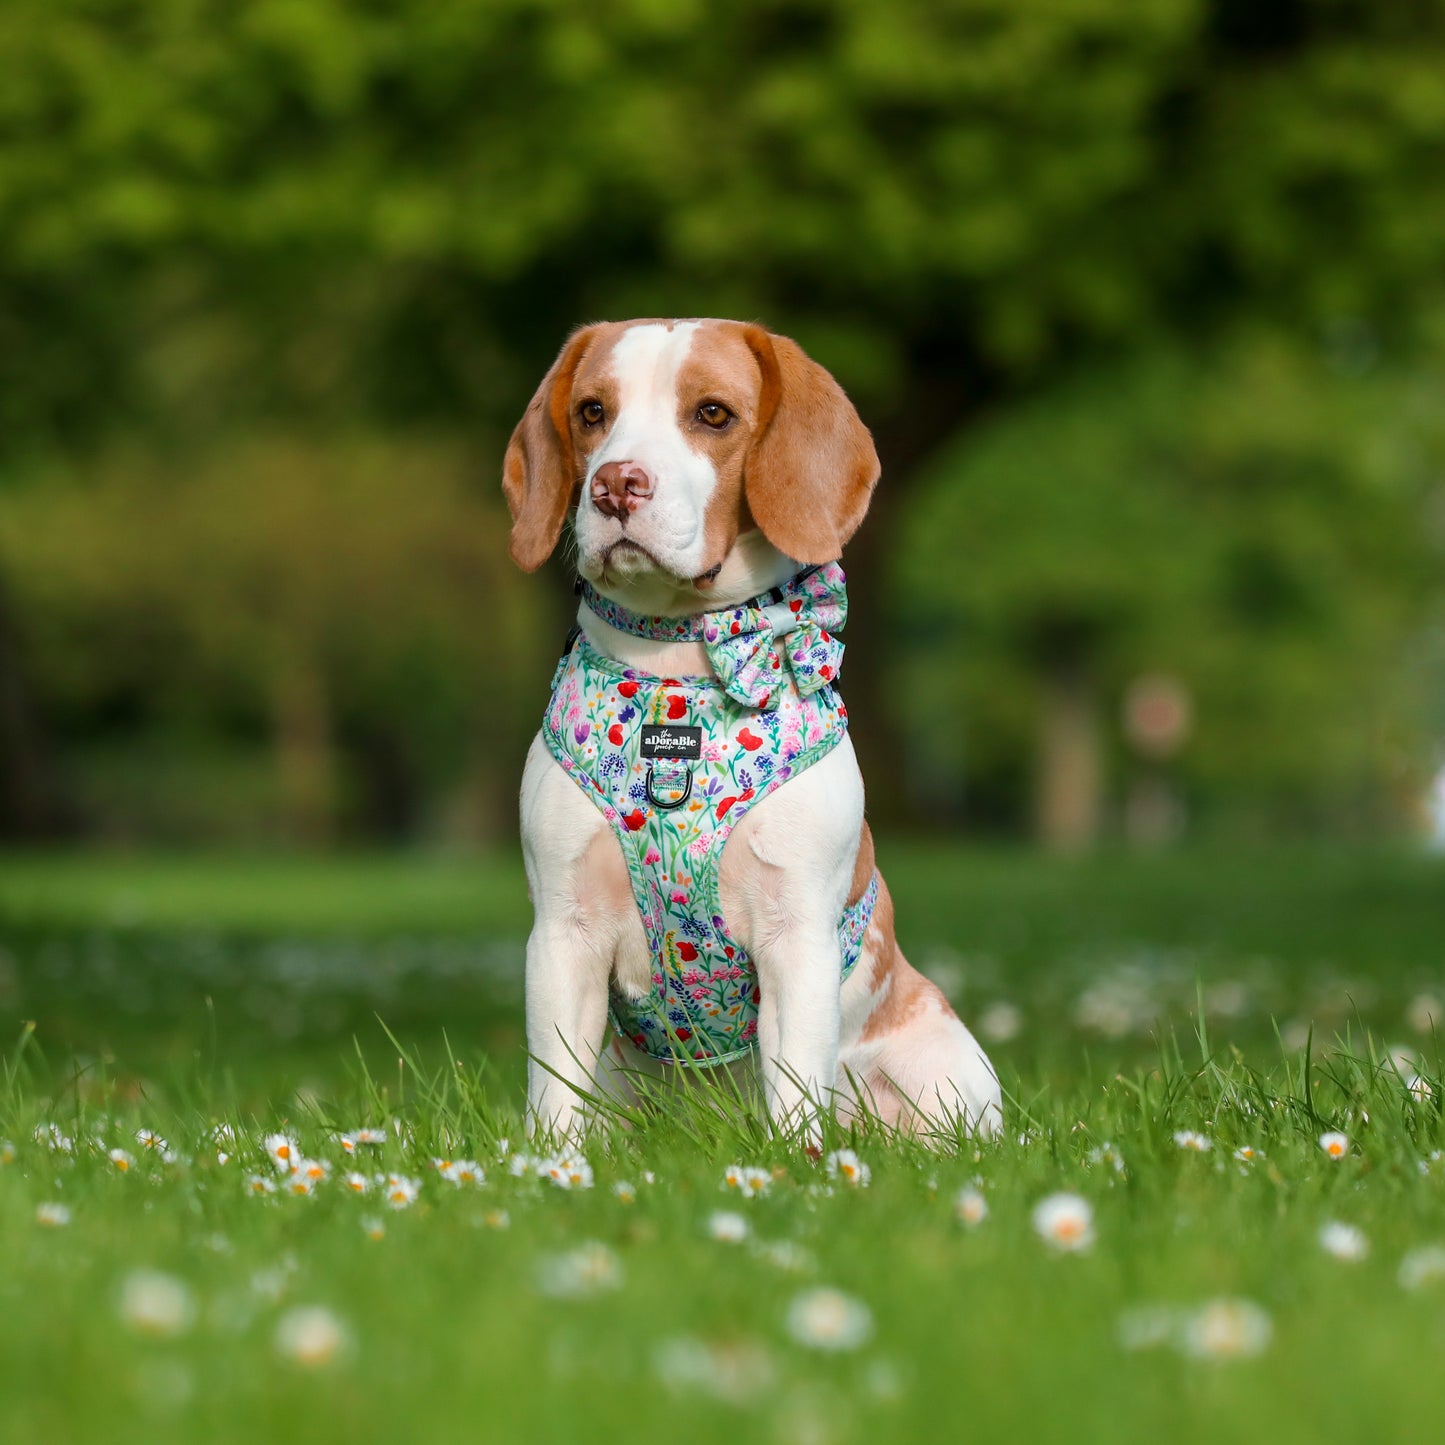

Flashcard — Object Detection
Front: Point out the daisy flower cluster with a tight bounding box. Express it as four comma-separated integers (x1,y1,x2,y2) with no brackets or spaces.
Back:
249,1130,424,1204
723,1163,773,1198
18,1088,1445,1412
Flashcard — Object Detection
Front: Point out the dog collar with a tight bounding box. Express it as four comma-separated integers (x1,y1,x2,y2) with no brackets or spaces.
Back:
578,564,826,641
578,562,848,710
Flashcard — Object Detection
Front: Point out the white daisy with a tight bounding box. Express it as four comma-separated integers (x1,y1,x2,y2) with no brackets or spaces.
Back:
544,1151,594,1190
723,1163,771,1198
955,1187,988,1227
441,1160,485,1187
785,1288,873,1351
35,1123,73,1153
978,1000,1023,1042
537,1242,623,1298
351,1127,388,1147
482,1209,510,1230
1233,1146,1264,1165
1319,1221,1368,1262
824,1150,871,1188
383,1174,421,1210
1173,1131,1212,1153
264,1133,300,1172
1181,1298,1272,1360
1406,993,1441,1033
341,1171,370,1195
119,1271,195,1338
652,1335,777,1398
135,1129,168,1152
246,1173,277,1196
294,1158,331,1185
285,1173,317,1197
1087,1142,1126,1175
108,1148,135,1173
275,1306,350,1367
1398,1245,1445,1291
360,1216,386,1240
1318,1131,1350,1161
36,1202,71,1227
708,1211,750,1243
612,1181,637,1204
0,1140,14,1165
1032,1193,1095,1253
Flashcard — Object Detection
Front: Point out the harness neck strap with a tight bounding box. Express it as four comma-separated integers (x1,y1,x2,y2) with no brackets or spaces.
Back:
576,562,849,710
577,564,826,643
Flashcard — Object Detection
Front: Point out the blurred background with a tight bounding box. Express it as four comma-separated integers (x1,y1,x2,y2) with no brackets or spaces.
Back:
3,0,1445,852
1,0,1443,1096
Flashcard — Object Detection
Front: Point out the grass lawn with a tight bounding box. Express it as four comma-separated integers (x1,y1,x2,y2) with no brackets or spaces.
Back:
1,843,1443,1443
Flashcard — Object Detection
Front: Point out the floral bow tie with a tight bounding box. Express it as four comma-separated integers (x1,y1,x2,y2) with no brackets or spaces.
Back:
700,562,848,708
579,562,849,710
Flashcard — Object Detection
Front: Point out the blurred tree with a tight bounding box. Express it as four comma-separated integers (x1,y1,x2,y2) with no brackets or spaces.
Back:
0,437,543,843
0,0,1443,839
892,331,1445,845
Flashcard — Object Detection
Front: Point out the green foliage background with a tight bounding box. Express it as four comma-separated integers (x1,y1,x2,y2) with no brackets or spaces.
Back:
1,0,1443,844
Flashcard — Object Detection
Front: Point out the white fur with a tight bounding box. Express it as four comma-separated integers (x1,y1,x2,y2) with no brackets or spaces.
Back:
519,325,1002,1143
573,321,721,592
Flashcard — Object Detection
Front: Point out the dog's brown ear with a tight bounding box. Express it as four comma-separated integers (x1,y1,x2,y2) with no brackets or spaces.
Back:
502,326,599,571
740,327,880,564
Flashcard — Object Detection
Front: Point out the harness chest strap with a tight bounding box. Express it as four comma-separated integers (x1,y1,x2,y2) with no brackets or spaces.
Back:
542,563,876,1066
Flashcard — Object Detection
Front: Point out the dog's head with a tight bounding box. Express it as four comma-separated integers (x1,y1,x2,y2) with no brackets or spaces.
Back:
502,319,879,604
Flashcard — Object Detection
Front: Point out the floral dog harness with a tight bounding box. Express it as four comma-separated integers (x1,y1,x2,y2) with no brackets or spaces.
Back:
542,562,879,1067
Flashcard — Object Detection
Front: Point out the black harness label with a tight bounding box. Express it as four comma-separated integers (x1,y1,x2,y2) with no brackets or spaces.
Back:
640,725,702,760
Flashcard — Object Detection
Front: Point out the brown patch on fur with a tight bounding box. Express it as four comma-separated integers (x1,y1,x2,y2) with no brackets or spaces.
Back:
503,319,662,570
858,874,954,1042
846,819,876,907
502,325,598,570
672,322,772,573
740,326,880,564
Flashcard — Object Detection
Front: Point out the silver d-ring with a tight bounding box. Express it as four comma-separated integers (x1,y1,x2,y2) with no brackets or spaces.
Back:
645,762,693,810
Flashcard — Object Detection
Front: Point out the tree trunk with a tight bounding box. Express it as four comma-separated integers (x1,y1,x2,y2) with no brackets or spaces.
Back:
0,575,73,839
272,654,336,845
1034,658,1104,853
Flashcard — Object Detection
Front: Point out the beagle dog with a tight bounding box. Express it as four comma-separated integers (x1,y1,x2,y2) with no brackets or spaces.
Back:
503,318,1001,1142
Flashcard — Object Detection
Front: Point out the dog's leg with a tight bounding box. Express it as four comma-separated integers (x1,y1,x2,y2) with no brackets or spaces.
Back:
837,873,1002,1140
519,736,627,1141
721,739,864,1143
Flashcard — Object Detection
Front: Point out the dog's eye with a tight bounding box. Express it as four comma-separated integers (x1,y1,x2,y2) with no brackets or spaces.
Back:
578,400,605,427
696,402,732,429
